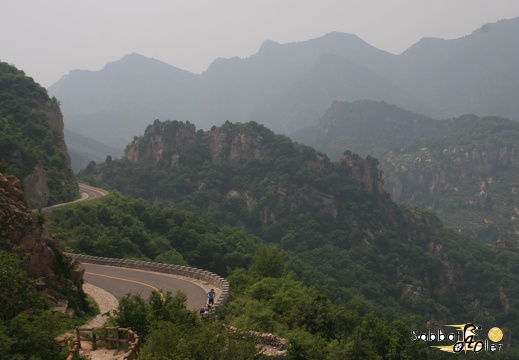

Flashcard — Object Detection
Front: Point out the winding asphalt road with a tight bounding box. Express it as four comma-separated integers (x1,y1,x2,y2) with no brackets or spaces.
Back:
42,183,108,211
84,263,208,310
55,183,209,310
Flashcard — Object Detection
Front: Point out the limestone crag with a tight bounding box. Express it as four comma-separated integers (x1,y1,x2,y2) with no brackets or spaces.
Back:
126,120,198,164
22,164,50,209
126,121,271,166
123,121,388,201
0,174,36,247
339,154,385,195
42,98,75,176
24,98,77,207
227,133,269,164
208,128,229,163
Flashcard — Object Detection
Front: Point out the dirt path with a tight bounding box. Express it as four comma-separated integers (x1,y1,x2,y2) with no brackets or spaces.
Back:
78,284,125,360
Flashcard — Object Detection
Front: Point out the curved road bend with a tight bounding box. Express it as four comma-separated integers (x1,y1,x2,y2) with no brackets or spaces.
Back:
41,183,109,211
52,184,208,310
84,264,208,311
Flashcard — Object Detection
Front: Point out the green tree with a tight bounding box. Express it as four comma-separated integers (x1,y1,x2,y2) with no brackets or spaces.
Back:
109,292,149,339
0,250,46,321
5,311,65,360
140,320,259,360
249,245,285,278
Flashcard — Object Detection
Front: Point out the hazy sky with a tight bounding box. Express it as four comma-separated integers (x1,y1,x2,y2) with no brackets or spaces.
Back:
2,0,519,87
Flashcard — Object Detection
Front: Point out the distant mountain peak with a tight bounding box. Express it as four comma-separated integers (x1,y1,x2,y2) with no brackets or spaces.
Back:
259,39,281,52
473,15,519,35
105,53,175,70
320,31,362,42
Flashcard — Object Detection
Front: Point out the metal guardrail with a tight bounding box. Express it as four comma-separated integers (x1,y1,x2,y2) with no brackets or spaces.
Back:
65,253,230,307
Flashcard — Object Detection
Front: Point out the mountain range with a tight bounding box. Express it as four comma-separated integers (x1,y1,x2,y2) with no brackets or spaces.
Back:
48,17,519,171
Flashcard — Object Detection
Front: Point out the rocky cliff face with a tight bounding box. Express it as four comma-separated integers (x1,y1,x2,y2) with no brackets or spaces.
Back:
124,120,388,198
25,99,77,208
339,154,386,195
126,121,272,166
126,120,199,164
383,144,519,199
0,172,84,305
382,143,519,241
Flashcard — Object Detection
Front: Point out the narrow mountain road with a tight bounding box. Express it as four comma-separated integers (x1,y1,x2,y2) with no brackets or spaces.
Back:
54,183,212,359
42,183,108,211
84,263,208,310
51,183,209,307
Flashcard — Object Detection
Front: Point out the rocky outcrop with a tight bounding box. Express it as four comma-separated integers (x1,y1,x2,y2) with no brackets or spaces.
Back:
22,164,50,208
0,172,84,304
339,154,385,195
126,120,199,164
0,174,33,247
126,121,272,166
25,98,77,208
123,120,386,198
227,133,269,164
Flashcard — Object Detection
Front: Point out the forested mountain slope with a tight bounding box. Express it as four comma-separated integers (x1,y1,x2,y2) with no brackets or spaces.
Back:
0,62,78,207
46,191,431,358
80,120,519,345
293,100,519,243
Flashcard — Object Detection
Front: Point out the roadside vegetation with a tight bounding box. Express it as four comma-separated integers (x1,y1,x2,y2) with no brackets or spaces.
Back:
0,249,98,359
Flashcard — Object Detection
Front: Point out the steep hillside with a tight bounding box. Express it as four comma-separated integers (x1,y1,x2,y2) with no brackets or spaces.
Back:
292,100,519,243
382,115,519,243
0,172,90,358
49,17,519,163
0,62,78,207
0,173,85,311
46,192,434,358
80,120,519,338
